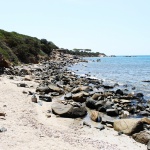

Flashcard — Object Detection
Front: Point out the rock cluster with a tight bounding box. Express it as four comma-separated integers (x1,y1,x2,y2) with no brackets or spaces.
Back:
2,52,150,148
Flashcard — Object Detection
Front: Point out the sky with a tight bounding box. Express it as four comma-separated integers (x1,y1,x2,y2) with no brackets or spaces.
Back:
0,0,150,55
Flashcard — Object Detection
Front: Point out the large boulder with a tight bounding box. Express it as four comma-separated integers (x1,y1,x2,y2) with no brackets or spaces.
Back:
132,131,150,144
51,102,87,118
113,118,144,135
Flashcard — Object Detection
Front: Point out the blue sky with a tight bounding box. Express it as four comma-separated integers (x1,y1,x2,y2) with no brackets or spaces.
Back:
0,0,150,55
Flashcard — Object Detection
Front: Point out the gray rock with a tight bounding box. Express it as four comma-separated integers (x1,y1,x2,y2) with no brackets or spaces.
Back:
86,99,96,109
115,89,123,95
139,111,150,116
147,140,150,150
36,86,50,94
132,131,150,144
64,92,72,100
51,102,87,118
83,121,91,128
99,113,114,125
48,84,64,94
52,103,72,116
71,105,87,118
51,92,60,96
39,95,52,102
17,83,27,87
103,83,115,89
0,127,7,132
95,124,105,130
106,109,119,116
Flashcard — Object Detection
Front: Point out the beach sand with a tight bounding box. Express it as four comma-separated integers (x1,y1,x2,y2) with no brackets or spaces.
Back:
0,75,146,150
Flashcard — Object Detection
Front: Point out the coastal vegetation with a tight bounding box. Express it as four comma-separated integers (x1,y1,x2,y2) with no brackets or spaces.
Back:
0,29,58,64
58,48,106,57
0,29,106,65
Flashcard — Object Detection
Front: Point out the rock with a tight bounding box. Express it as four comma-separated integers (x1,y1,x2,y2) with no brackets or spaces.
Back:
103,83,115,89
64,92,72,100
97,106,106,112
113,118,144,135
120,110,130,118
118,131,124,135
142,80,150,82
141,117,150,124
19,68,31,75
31,94,37,103
86,99,96,109
48,84,64,94
95,124,105,130
70,105,87,118
80,86,90,92
106,123,113,128
51,92,60,96
0,55,10,68
99,113,114,125
92,93,101,100
39,95,52,102
95,100,105,107
136,93,144,98
9,76,14,79
0,112,6,117
51,103,87,118
106,109,119,116
104,101,114,109
115,89,123,95
72,92,87,103
24,75,32,81
45,112,51,118
132,131,150,144
71,87,81,93
90,110,101,122
120,99,131,104
36,86,50,94
71,86,89,93
17,83,27,87
83,121,91,128
148,140,150,150
52,103,72,116
22,90,28,94
139,111,150,116
0,127,7,132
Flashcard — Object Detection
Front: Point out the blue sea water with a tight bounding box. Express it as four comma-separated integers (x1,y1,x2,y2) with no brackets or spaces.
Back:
68,55,150,100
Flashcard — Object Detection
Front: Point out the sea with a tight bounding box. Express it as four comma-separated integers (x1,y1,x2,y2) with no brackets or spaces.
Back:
68,55,150,100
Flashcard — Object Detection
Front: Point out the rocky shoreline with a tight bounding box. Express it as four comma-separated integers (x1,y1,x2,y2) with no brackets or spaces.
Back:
0,52,150,149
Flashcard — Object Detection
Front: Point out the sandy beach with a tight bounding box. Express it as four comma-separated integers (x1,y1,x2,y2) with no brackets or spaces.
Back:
0,75,146,150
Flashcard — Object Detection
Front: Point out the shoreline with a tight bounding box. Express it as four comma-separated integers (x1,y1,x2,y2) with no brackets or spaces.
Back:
68,56,150,100
0,53,148,150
